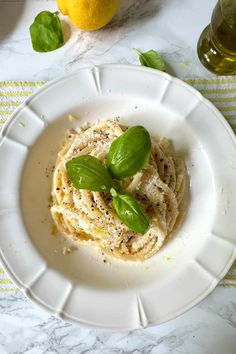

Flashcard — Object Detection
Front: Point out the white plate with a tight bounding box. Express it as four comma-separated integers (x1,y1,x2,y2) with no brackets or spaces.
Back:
0,65,236,330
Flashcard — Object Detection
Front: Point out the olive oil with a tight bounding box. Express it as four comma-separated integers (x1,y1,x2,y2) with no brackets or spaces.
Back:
197,0,236,75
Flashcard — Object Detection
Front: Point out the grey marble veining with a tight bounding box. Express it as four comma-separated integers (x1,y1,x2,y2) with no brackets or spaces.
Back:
0,287,236,354
0,0,217,81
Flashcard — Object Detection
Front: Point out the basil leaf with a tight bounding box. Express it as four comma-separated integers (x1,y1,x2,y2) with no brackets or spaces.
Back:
66,155,112,192
107,126,151,179
112,180,123,193
29,11,64,52
112,192,150,234
133,48,166,72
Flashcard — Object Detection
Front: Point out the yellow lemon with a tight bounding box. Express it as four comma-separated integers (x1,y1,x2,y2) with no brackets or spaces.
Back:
57,0,120,31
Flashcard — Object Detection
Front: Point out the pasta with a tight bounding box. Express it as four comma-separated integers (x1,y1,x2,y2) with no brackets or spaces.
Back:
51,120,187,261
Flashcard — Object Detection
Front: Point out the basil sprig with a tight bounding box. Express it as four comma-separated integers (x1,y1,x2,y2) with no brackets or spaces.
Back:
29,11,64,52
133,48,166,72
65,125,151,234
107,126,151,179
110,188,150,234
66,155,112,192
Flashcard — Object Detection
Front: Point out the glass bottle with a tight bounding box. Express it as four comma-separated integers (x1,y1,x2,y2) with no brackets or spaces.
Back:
197,0,236,75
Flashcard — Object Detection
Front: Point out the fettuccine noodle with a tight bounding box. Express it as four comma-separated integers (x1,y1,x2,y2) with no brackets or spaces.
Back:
51,120,187,261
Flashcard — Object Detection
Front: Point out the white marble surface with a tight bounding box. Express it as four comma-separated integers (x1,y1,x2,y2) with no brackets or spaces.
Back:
0,0,217,81
0,288,236,354
0,0,236,353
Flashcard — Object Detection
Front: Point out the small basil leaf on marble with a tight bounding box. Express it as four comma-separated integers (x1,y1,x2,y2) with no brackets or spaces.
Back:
107,125,151,179
133,48,166,72
29,11,64,52
66,155,113,192
112,192,150,234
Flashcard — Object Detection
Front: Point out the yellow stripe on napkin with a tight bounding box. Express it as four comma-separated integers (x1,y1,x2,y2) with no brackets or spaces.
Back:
0,79,235,291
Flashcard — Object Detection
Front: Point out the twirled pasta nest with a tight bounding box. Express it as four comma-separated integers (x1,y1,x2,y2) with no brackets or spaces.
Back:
51,120,187,261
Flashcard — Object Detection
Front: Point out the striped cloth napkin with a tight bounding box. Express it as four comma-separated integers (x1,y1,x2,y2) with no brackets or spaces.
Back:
0,79,236,292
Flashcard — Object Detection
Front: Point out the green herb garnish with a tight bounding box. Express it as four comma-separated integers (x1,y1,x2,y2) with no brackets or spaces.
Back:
66,155,112,192
133,48,166,72
29,11,64,52
107,126,151,179
110,188,150,234
66,126,151,234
